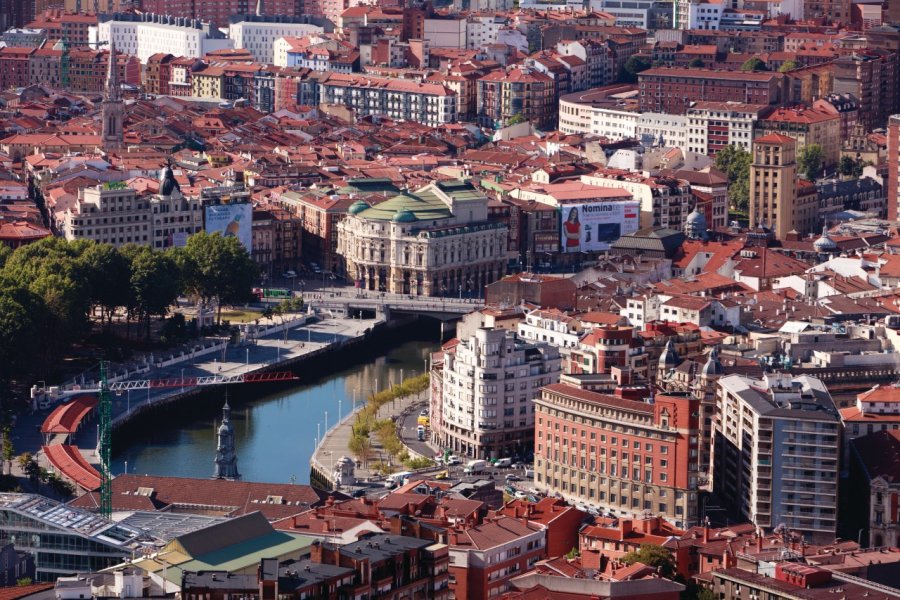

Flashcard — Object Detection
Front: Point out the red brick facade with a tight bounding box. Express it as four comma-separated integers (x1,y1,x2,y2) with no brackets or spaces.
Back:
638,68,784,115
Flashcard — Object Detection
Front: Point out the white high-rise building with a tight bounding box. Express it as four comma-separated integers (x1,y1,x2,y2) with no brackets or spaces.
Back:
439,327,561,460
713,373,841,542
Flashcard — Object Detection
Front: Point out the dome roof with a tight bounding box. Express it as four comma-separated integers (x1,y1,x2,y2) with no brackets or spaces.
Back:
392,208,417,223
348,200,369,215
813,226,838,252
684,206,708,240
659,338,680,367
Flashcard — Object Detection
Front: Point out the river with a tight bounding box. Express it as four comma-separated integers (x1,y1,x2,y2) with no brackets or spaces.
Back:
110,337,439,484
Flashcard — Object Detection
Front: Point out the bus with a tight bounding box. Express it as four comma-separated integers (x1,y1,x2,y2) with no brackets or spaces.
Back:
252,288,292,300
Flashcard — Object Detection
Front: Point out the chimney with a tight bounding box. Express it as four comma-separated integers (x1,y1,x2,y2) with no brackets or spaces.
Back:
620,519,633,540
449,531,458,545
702,525,709,544
756,532,763,552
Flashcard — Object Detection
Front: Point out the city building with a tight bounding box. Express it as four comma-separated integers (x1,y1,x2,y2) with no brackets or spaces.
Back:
534,385,702,528
448,516,545,600
709,563,896,600
101,40,123,152
92,12,234,64
310,534,450,599
477,66,555,129
712,373,841,542
59,168,203,249
313,72,457,127
138,0,304,29
338,180,508,296
749,134,816,241
832,50,898,132
757,105,841,169
0,47,35,91
849,429,900,548
228,15,323,64
889,115,900,221
440,326,561,460
686,101,771,156
638,68,785,115
0,494,148,581
581,171,694,231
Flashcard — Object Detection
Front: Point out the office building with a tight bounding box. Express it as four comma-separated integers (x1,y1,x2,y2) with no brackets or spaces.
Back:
712,373,841,542
440,327,561,460
535,385,701,528
92,12,233,64
749,133,816,241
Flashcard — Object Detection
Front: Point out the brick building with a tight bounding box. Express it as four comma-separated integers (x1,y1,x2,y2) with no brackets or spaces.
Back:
757,105,841,168
889,115,900,221
0,47,34,91
67,48,140,94
638,68,785,115
139,0,304,29
26,11,96,48
145,53,175,96
485,273,577,310
832,50,897,132
27,47,61,89
534,385,701,528
448,516,545,600
477,66,555,129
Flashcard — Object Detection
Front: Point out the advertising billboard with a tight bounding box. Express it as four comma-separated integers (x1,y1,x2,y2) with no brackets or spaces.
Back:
205,203,252,255
560,201,640,252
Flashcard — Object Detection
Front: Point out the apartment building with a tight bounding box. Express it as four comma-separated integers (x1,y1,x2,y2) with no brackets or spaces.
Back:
534,385,701,528
517,308,584,354
889,115,900,221
440,327,561,460
314,72,457,127
832,50,897,132
477,66,555,129
712,373,841,542
139,0,303,29
0,47,34,91
638,68,785,115
228,16,323,64
757,105,841,168
448,516,545,600
558,86,640,138
686,101,771,156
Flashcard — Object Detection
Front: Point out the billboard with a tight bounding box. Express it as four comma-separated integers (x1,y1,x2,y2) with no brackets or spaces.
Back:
560,201,640,252
205,203,252,255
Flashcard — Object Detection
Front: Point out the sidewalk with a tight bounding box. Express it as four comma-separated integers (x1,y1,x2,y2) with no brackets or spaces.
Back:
312,386,432,487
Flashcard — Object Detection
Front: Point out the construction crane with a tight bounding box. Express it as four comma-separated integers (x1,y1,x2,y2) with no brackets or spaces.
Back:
46,365,297,518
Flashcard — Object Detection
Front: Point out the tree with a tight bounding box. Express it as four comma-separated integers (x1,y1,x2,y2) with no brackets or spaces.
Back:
688,58,705,68
839,155,864,178
619,55,652,83
621,544,677,578
181,232,258,325
507,113,527,126
741,57,767,72
0,282,41,383
348,432,372,468
798,143,824,181
126,246,180,339
17,453,39,483
778,59,800,73
80,243,131,329
0,428,13,475
714,145,752,212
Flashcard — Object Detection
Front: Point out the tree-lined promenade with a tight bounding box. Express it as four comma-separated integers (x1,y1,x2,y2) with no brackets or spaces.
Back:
0,233,257,392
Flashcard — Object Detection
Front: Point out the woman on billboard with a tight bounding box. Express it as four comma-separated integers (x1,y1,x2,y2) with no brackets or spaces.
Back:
564,206,581,252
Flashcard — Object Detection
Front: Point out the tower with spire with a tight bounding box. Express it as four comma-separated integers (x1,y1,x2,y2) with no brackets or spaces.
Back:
213,399,241,480
101,39,124,151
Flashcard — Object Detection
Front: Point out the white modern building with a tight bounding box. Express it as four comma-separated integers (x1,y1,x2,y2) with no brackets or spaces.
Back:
686,101,769,155
439,327,561,460
636,112,690,151
424,16,467,49
517,308,585,353
466,15,508,50
589,0,656,28
559,91,640,138
713,373,841,542
92,13,233,64
228,16,323,64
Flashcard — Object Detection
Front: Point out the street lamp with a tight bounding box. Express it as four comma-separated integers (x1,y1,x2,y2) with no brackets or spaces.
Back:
246,348,249,366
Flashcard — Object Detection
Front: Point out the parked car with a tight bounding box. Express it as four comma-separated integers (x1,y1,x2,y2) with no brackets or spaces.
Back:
505,474,521,482
446,456,462,466
351,488,367,498
514,490,528,499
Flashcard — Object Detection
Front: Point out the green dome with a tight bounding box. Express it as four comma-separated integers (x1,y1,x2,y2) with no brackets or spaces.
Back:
349,200,369,215
392,209,417,223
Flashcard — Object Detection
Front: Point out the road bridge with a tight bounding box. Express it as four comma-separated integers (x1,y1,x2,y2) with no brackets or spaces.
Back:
311,295,480,321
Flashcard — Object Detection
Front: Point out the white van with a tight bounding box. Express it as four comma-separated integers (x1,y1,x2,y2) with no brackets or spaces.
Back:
384,471,413,488
463,460,487,475
495,458,512,468
523,469,536,479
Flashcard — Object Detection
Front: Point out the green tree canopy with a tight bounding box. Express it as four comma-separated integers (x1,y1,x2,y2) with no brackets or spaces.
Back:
619,55,652,83
798,143,824,181
621,544,677,578
714,145,752,212
688,58,705,68
741,57,767,72
80,243,131,328
124,245,180,338
181,232,258,324
839,155,864,178
778,59,800,72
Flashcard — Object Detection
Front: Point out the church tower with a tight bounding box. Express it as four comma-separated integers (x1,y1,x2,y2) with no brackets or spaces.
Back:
101,39,124,151
213,399,241,480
